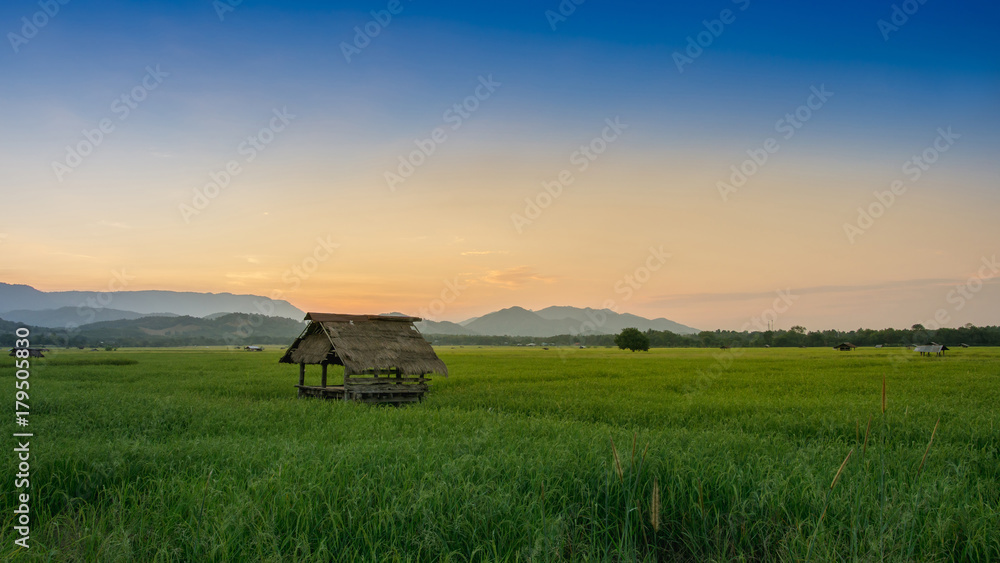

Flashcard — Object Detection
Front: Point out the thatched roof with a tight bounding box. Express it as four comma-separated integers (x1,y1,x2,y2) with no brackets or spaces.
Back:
9,347,48,357
278,313,447,376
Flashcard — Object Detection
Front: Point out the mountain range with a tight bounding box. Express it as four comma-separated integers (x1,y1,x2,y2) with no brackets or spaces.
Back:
0,283,304,325
1,283,698,338
416,306,698,337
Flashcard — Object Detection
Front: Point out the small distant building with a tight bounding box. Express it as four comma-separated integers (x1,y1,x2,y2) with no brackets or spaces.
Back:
834,342,857,351
8,347,48,358
244,345,264,352
915,344,949,357
279,313,447,404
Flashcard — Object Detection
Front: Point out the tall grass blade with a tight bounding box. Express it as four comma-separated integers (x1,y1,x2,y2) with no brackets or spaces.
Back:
610,436,623,482
917,418,939,476
806,448,853,562
651,477,660,533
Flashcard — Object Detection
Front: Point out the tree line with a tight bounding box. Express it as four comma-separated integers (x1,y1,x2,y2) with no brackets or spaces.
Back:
3,322,998,349
425,324,1000,348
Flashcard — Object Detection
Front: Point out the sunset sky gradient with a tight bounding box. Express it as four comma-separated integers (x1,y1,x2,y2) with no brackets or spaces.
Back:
1,0,998,330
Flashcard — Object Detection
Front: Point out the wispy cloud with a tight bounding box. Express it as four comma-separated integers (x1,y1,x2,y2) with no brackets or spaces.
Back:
475,266,555,289
225,271,268,281
461,250,509,256
647,278,995,305
96,220,132,230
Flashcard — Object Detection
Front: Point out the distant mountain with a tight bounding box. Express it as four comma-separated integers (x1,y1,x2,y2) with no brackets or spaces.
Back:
0,312,304,347
463,306,582,337
419,305,698,337
0,283,304,320
1,307,162,328
377,312,478,336
202,312,232,320
535,306,698,335
414,319,477,336
73,313,305,345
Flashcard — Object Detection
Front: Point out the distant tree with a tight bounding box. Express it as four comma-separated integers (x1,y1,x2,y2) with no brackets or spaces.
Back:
911,324,925,331
614,328,650,352
697,331,718,348
790,325,806,334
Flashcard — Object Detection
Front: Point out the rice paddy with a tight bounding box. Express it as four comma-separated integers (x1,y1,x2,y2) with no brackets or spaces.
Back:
2,346,998,561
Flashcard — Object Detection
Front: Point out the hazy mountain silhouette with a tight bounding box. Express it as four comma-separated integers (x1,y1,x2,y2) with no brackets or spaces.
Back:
0,283,304,320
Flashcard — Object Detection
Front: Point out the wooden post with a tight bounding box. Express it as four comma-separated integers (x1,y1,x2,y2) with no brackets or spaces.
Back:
298,363,305,398
344,370,349,402
321,362,328,388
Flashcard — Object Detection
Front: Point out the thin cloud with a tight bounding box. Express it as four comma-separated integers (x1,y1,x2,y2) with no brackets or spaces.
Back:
225,271,268,280
96,220,132,230
461,250,509,256
647,278,992,305
475,266,555,289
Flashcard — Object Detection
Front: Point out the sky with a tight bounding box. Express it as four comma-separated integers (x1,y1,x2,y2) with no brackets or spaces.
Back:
1,0,998,331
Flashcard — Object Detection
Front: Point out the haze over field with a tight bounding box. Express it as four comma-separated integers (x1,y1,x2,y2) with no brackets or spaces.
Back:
1,1,997,330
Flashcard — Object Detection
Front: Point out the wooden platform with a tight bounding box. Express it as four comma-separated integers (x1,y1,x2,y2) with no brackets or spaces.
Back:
296,375,431,404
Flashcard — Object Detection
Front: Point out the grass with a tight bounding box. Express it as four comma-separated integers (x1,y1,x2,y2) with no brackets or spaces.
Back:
1,346,998,561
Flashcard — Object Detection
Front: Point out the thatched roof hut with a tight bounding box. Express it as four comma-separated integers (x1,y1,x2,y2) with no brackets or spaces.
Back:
9,347,48,358
834,342,856,351
279,313,447,376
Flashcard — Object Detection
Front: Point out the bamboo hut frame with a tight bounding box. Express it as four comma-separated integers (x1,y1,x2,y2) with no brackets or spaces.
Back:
279,313,447,404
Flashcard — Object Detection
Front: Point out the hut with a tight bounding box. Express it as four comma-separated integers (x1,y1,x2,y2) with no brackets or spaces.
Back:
8,347,48,358
834,342,856,351
278,313,447,404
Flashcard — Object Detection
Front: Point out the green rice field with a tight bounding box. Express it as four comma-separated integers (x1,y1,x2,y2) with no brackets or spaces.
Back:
2,346,998,561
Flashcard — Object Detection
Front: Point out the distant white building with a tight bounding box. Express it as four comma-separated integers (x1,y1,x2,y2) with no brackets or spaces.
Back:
914,344,948,356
